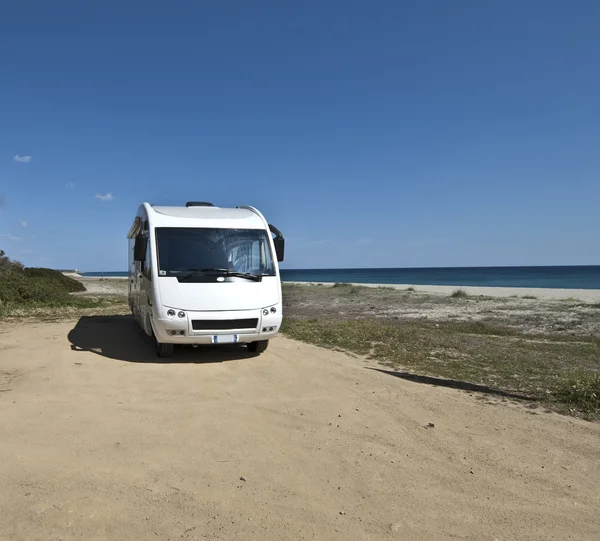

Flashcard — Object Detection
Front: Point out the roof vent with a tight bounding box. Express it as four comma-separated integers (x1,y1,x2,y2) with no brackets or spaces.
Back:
186,201,214,207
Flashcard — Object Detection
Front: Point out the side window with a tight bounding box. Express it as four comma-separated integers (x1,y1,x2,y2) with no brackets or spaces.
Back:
143,237,152,279
129,239,135,275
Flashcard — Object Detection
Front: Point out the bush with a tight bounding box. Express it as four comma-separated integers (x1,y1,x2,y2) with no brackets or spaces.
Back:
23,267,85,293
450,289,468,298
0,272,25,303
0,270,71,305
0,250,85,307
553,373,600,418
0,249,23,273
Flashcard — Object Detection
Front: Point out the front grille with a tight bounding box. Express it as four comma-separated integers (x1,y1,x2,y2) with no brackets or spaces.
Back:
191,318,258,331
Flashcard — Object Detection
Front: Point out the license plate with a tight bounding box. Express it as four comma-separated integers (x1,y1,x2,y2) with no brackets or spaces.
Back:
211,334,239,344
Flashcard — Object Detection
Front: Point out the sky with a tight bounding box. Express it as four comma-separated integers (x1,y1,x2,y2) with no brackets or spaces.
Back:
1,0,599,271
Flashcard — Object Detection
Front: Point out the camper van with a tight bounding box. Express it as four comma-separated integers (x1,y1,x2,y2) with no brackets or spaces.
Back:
127,202,285,358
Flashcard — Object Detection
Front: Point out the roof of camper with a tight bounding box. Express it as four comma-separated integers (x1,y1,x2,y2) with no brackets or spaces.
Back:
147,204,267,229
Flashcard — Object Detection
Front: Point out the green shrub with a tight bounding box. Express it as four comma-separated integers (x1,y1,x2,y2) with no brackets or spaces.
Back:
553,373,600,418
19,276,70,302
23,267,85,293
0,270,71,304
450,289,468,298
0,272,26,303
0,251,85,308
0,249,23,273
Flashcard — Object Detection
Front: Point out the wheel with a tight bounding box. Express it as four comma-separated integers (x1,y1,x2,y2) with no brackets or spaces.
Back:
154,336,174,358
247,340,269,354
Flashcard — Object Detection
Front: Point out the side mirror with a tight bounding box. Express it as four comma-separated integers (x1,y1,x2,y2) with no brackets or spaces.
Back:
273,237,285,262
134,236,147,262
268,224,285,263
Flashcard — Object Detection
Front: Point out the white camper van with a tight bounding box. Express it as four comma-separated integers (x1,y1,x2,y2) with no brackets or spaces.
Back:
127,201,285,358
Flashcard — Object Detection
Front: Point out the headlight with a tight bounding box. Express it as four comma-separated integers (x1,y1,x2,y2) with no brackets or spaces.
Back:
270,307,277,313
262,309,269,316
167,309,175,317
178,311,186,318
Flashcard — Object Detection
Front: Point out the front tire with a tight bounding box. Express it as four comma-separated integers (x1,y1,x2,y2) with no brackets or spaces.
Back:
154,336,174,358
247,340,269,354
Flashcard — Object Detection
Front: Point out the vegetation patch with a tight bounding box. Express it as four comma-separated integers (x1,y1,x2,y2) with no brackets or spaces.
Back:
0,250,90,316
552,373,600,419
281,284,600,420
450,289,468,298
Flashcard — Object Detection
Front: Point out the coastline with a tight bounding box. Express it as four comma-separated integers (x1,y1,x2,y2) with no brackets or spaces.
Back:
286,281,600,302
62,273,600,302
63,272,128,280
64,274,129,296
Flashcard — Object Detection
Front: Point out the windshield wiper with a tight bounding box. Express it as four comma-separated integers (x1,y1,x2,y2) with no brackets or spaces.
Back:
178,268,263,282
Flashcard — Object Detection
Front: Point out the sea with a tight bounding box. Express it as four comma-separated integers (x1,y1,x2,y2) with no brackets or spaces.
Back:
81,266,600,290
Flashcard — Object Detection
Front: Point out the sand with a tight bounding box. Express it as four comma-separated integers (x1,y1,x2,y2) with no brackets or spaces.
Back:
67,276,600,303
64,273,600,302
287,282,600,302
1,317,599,540
70,276,129,295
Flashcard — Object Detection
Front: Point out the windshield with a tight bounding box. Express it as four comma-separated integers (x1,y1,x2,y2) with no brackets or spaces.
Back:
156,228,276,277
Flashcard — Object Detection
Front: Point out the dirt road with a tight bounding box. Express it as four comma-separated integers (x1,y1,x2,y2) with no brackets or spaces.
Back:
1,316,599,540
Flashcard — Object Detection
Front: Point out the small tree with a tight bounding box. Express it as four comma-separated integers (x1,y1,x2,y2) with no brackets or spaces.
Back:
0,249,24,273
0,249,9,267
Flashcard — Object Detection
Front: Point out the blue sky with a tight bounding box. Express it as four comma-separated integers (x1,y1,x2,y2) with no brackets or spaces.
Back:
1,1,599,270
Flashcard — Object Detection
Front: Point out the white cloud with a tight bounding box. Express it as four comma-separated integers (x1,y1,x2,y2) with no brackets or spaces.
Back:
65,182,76,189
0,233,21,242
20,220,28,228
13,154,32,163
95,193,114,201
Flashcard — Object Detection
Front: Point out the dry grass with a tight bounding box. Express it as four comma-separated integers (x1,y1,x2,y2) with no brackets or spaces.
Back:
450,288,468,298
4,281,599,419
552,373,600,418
281,284,600,419
0,296,128,320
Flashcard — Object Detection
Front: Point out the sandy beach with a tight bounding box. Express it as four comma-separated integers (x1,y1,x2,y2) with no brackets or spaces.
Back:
287,281,600,302
0,274,598,539
66,275,600,302
68,275,129,295
1,319,599,540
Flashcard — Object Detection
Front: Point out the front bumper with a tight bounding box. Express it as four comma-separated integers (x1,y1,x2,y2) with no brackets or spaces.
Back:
151,307,282,345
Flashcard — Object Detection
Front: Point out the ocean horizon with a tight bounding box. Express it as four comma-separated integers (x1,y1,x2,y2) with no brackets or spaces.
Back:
80,265,600,290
